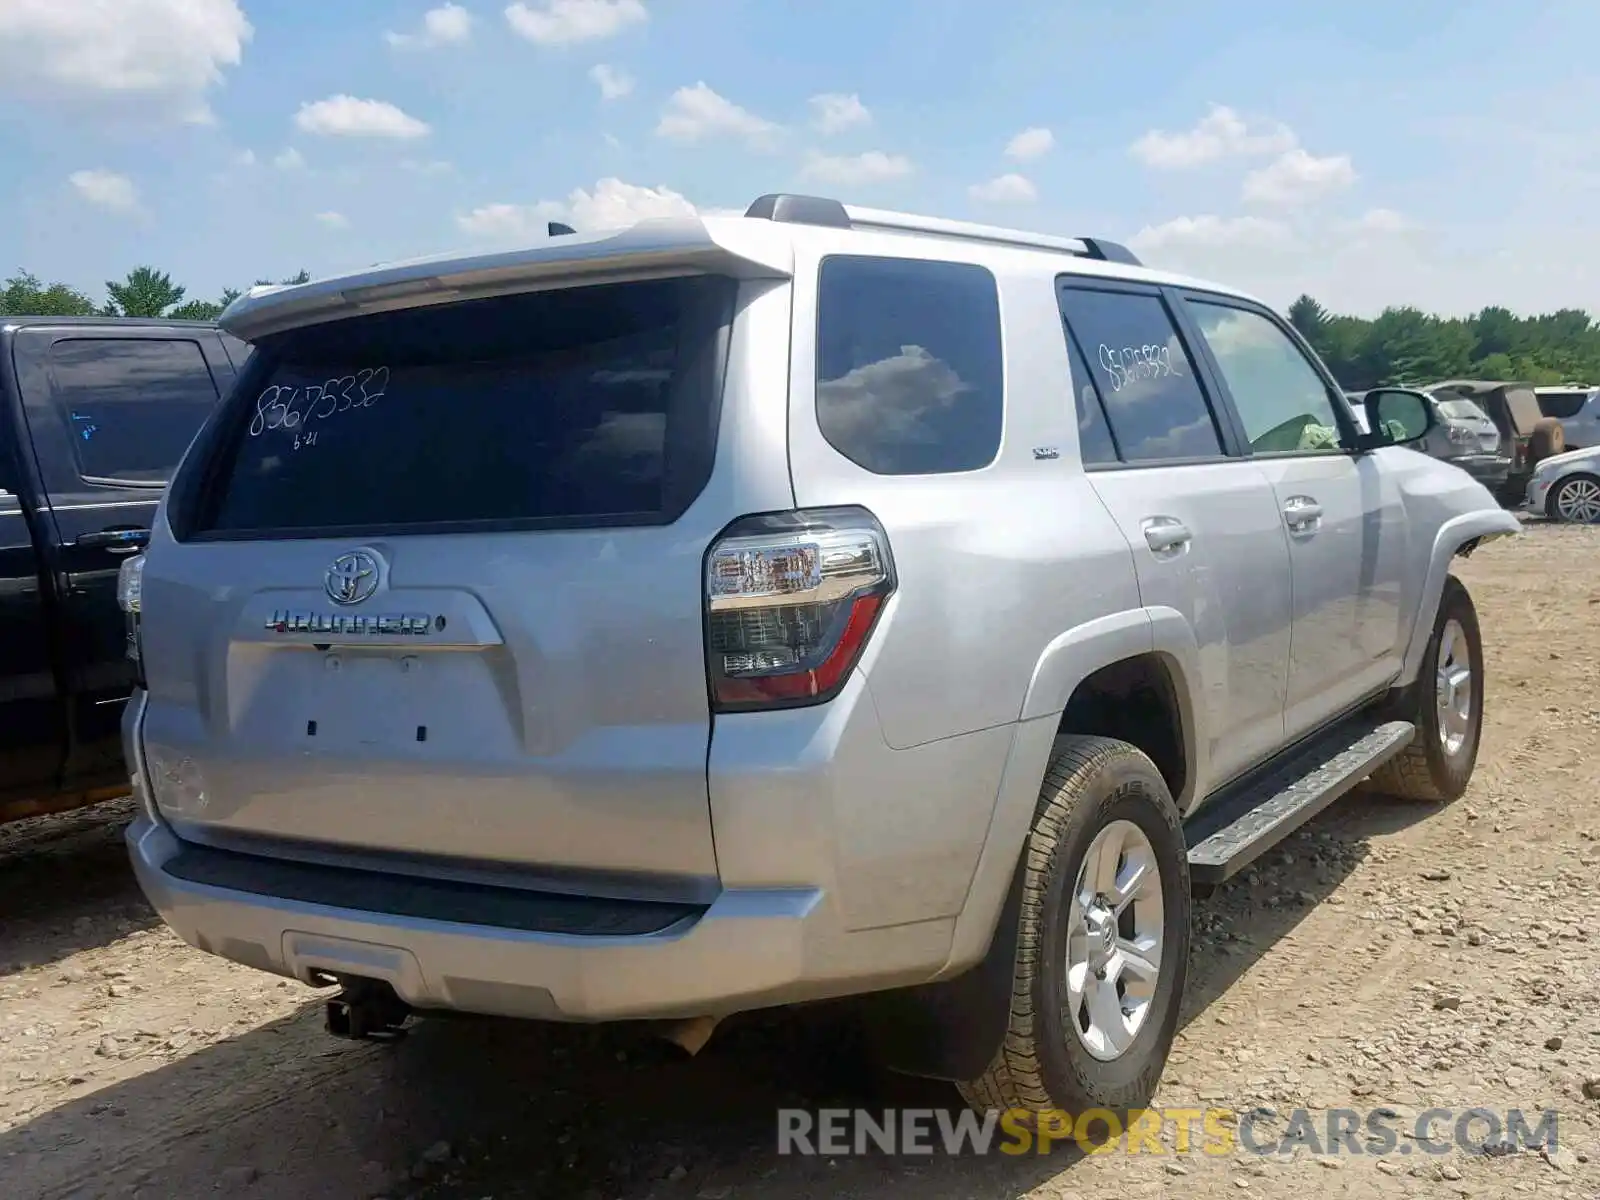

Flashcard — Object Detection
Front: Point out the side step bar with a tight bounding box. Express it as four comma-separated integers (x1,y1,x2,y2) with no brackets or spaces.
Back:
1184,719,1416,884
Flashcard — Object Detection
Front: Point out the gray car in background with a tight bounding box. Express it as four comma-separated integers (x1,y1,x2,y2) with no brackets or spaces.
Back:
1347,388,1509,488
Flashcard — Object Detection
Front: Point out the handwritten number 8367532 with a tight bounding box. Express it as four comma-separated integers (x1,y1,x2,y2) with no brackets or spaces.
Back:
248,366,390,446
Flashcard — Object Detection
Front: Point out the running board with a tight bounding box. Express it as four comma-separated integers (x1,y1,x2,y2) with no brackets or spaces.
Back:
1184,719,1416,884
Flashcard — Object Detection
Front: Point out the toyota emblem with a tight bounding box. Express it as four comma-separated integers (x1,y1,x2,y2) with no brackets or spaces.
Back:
325,550,381,606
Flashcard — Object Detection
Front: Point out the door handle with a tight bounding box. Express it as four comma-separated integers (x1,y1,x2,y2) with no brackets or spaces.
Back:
76,527,149,554
1283,496,1323,533
1141,516,1192,555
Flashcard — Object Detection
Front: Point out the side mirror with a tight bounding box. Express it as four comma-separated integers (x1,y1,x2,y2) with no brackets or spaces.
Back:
1360,388,1435,448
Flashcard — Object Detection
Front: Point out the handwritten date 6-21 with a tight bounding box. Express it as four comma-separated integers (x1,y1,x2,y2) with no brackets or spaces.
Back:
1097,343,1182,392
248,366,390,440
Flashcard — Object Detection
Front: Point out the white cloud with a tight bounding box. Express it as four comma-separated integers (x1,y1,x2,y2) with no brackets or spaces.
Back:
968,173,1037,203
801,150,913,186
386,3,473,48
69,168,139,212
314,210,350,229
1129,104,1296,170
295,95,431,139
458,176,697,239
1352,207,1408,234
809,92,870,135
505,0,647,45
656,82,778,149
1241,148,1356,206
589,63,634,100
1004,127,1054,161
273,147,307,170
233,148,256,167
0,0,251,124
1129,214,1295,256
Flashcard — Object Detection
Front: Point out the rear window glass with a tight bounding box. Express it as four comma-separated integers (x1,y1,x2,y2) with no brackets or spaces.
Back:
815,255,1003,475
49,338,220,484
193,276,733,535
1437,399,1486,421
1536,390,1590,419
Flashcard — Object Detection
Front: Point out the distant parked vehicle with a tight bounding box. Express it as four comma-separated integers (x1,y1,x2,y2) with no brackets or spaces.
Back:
0,317,242,825
1533,384,1600,450
1346,388,1509,489
1525,443,1600,523
1425,380,1564,505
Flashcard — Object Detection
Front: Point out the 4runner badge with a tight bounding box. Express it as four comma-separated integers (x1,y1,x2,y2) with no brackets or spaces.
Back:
326,550,381,606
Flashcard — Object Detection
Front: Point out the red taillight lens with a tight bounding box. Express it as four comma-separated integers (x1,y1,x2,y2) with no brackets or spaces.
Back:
704,508,894,712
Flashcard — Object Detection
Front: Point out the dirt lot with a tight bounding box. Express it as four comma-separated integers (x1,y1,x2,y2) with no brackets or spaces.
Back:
3,521,1599,1200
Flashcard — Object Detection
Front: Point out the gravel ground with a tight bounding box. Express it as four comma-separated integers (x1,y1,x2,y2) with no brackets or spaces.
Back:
3,520,1599,1200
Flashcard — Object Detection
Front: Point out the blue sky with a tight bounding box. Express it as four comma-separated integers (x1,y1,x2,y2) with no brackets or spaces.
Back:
0,0,1595,316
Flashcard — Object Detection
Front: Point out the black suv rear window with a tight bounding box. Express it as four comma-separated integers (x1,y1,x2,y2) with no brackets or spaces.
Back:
190,276,734,536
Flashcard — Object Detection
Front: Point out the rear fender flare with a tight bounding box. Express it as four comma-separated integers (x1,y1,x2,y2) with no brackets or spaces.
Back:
863,607,1205,1083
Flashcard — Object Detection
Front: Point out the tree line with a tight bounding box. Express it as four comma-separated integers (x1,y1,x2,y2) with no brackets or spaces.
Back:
3,266,1597,391
1287,296,1599,391
0,266,310,324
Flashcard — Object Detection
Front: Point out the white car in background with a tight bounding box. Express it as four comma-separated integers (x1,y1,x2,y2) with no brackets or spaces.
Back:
1534,385,1600,450
1526,444,1600,523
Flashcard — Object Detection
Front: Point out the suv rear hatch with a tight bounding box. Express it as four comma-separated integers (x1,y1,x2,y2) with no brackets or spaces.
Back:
139,261,779,895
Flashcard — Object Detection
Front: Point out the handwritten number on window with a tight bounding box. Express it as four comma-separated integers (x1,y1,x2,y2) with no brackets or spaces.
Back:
1095,343,1183,393
248,365,389,442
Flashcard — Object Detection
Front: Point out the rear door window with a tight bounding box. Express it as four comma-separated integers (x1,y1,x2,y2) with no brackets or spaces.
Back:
1055,285,1224,463
192,275,735,536
48,338,222,485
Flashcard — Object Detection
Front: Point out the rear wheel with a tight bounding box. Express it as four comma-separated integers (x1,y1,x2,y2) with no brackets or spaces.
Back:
956,736,1189,1122
1369,576,1483,803
1547,473,1600,524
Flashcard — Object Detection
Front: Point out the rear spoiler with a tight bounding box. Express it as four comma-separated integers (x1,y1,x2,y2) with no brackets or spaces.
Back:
219,216,792,342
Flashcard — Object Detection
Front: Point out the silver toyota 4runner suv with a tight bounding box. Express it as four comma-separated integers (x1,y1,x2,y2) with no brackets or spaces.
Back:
118,193,1519,1118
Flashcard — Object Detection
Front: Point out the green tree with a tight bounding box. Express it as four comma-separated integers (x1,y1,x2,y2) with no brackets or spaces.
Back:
104,266,186,318
1287,294,1328,343
0,270,97,317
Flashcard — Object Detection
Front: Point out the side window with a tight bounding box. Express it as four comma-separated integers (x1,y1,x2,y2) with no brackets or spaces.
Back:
48,338,221,485
1063,331,1119,466
1187,302,1343,454
1055,287,1224,463
816,255,1003,475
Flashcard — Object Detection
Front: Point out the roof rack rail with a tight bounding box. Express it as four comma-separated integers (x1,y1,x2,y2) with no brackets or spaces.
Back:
742,192,1142,266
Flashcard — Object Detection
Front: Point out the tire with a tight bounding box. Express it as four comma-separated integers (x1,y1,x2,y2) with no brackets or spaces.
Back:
956,735,1190,1125
1546,472,1600,524
1368,575,1483,803
1528,418,1565,466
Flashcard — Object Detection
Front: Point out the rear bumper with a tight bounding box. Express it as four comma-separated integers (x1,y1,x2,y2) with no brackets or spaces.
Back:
1448,453,1510,486
128,814,853,1020
122,682,974,1022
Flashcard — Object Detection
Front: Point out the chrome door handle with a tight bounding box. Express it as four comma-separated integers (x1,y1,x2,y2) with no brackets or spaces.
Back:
1283,497,1322,533
77,527,150,553
1141,516,1192,555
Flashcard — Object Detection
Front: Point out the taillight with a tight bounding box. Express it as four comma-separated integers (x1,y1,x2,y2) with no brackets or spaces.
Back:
117,552,146,686
704,507,895,712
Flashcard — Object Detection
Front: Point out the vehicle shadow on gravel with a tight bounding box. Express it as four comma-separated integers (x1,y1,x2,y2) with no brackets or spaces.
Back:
1,791,1445,1200
0,799,158,980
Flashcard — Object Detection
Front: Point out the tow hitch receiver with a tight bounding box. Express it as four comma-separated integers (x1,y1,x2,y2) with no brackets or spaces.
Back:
324,980,412,1042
